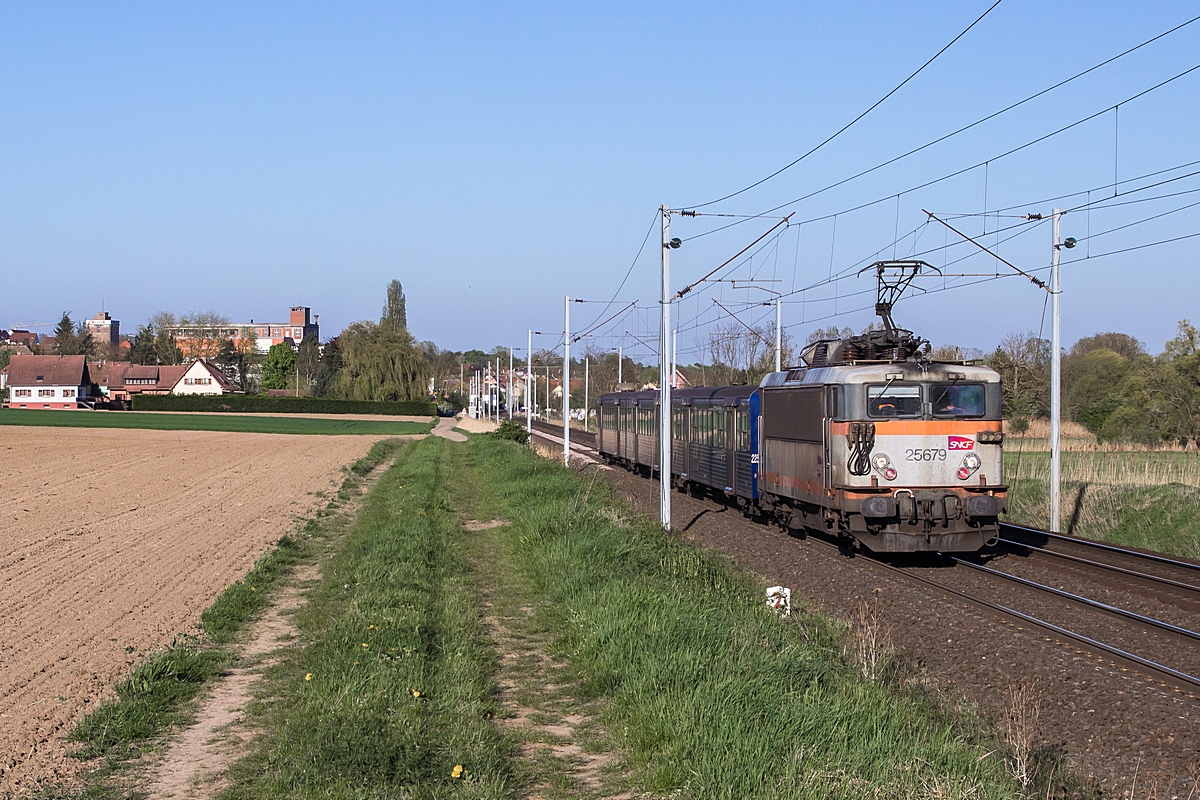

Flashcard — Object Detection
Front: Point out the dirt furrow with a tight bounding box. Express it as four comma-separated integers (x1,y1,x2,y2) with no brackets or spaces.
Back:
0,426,380,794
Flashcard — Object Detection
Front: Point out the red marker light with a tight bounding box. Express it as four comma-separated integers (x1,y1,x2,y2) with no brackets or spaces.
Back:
957,467,970,480
884,468,897,481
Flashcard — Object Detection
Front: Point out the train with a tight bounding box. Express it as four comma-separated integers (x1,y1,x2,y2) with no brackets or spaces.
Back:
596,325,1008,554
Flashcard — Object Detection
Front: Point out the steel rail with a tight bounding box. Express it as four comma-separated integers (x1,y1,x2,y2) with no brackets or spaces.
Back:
997,537,1200,595
949,557,1200,642
1000,522,1200,574
805,539,1200,695
531,417,597,448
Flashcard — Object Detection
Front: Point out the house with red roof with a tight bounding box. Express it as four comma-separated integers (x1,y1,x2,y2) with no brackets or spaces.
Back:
174,359,235,396
1,355,97,409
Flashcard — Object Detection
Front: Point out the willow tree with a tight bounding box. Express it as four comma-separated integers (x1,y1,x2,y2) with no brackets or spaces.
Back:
330,320,428,402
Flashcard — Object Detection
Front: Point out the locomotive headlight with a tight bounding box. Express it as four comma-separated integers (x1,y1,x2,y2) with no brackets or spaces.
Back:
871,453,897,481
957,452,982,480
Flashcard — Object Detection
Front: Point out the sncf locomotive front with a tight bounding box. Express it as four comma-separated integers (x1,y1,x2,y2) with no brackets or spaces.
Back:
758,356,1007,553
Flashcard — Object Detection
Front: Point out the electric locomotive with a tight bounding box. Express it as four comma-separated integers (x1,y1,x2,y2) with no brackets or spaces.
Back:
596,262,1007,554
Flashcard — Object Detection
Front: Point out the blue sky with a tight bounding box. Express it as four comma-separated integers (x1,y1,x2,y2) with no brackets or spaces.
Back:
1,2,1197,361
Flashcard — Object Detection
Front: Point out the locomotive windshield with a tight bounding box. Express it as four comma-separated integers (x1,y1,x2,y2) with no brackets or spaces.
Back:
931,383,985,417
867,385,922,417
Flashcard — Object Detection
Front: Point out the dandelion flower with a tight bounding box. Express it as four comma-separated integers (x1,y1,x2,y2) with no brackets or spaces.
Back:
362,643,369,648
451,764,463,779
249,586,256,592
411,689,421,698
305,673,312,681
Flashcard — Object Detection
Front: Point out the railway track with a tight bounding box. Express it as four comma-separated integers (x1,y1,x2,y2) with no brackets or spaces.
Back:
528,417,597,448
525,419,1200,696
998,522,1200,600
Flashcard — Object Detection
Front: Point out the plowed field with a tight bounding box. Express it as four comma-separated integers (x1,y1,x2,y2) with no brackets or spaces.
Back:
0,426,381,793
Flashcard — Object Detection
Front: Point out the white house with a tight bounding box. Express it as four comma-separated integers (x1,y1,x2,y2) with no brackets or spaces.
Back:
171,359,235,395
1,355,95,409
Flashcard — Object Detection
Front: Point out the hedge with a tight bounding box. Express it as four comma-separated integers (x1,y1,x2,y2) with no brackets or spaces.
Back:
131,394,436,416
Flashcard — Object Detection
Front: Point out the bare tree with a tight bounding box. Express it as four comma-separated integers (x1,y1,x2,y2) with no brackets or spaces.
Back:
704,321,795,386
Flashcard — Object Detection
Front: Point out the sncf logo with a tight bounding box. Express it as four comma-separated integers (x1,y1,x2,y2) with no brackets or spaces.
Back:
947,435,975,451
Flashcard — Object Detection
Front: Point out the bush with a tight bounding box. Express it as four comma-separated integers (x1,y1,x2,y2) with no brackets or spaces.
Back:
490,419,530,444
131,394,435,416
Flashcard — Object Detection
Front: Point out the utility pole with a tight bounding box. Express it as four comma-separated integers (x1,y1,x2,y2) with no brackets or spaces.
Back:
775,295,782,373
1050,208,1063,534
584,356,589,432
545,367,550,422
508,347,513,421
659,205,672,531
563,296,571,467
618,345,623,384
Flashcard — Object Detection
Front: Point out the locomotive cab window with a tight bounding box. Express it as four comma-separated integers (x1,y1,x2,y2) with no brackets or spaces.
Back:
867,385,922,418
931,384,985,417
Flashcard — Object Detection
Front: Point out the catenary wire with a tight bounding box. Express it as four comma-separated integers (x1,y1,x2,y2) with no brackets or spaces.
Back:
681,0,1004,210
681,63,1200,244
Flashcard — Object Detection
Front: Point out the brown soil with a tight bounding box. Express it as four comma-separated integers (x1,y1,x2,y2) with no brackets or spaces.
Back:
0,426,379,795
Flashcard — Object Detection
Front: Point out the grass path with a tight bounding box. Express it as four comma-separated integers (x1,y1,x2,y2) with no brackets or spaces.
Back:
216,437,513,799
449,444,624,798
0,408,432,436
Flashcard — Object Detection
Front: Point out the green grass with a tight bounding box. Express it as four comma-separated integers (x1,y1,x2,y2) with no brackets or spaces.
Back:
68,645,233,764
0,408,432,436
460,437,1022,799
1004,450,1200,559
219,437,514,799
60,438,408,798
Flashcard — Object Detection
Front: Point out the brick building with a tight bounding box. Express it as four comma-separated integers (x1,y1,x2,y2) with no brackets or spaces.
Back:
163,306,319,357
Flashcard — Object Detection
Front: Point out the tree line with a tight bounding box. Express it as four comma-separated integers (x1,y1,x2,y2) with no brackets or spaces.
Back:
26,282,432,403
18,290,1197,446
994,322,1199,448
